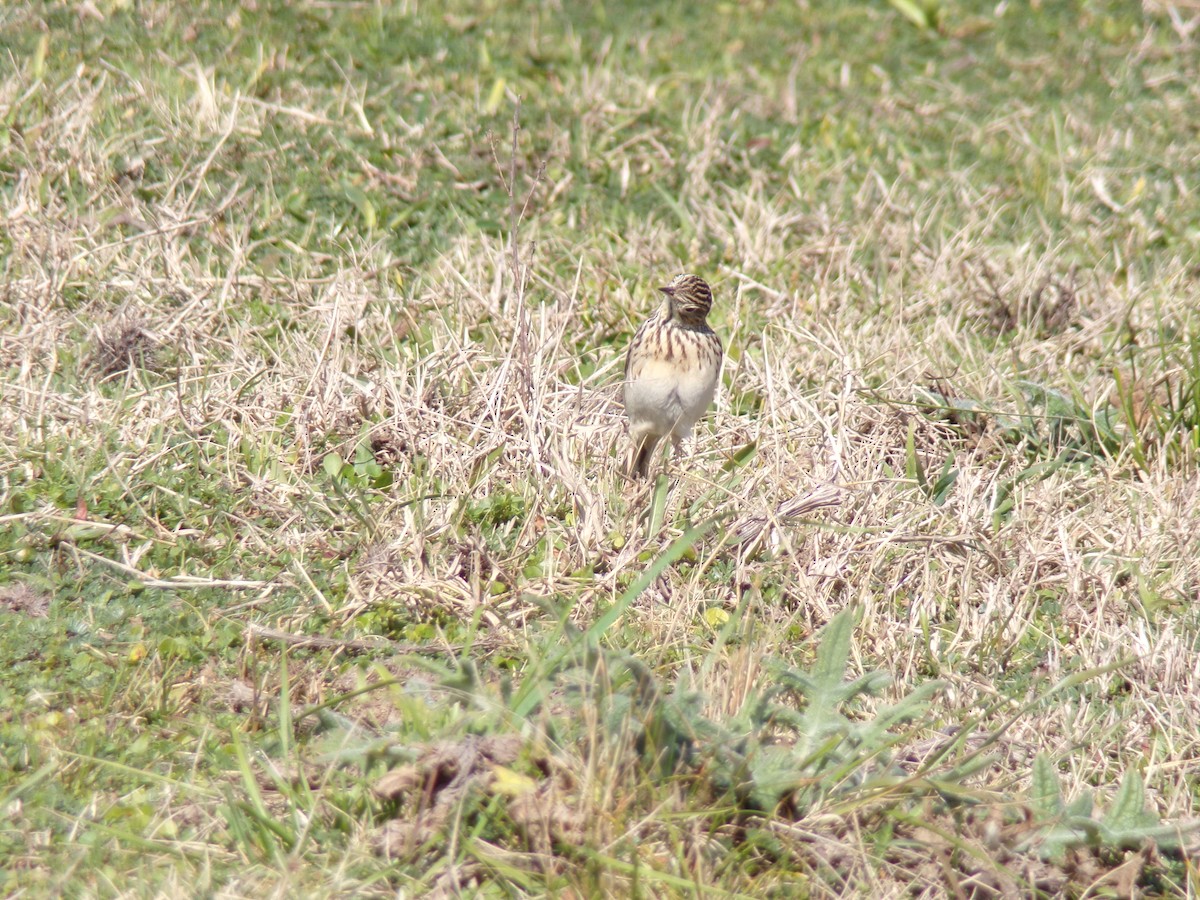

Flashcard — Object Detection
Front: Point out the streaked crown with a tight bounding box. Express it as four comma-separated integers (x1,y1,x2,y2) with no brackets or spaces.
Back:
659,273,713,323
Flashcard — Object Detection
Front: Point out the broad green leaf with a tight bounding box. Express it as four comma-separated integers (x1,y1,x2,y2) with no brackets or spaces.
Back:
1030,753,1063,818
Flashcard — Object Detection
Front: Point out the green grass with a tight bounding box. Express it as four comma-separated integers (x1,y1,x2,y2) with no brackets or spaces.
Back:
3,0,1200,895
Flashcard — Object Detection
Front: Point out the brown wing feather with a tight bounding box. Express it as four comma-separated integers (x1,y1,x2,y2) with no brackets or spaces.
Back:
630,433,660,479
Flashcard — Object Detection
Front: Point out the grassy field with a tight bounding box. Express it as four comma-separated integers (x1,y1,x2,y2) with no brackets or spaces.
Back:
3,0,1200,895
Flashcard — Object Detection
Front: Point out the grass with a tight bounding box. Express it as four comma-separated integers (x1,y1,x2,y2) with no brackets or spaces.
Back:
3,0,1200,895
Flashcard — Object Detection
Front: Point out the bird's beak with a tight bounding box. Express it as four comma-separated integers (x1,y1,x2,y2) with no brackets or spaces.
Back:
658,285,675,296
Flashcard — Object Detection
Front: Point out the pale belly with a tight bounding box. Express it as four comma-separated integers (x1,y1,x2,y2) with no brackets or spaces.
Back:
624,358,719,438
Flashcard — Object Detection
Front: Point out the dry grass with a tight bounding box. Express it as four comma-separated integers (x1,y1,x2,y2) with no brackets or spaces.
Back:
3,0,1200,895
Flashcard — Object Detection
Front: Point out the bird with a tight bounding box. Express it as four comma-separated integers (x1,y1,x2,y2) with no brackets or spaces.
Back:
623,273,723,479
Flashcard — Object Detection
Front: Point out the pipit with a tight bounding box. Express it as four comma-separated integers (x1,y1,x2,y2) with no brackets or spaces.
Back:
623,273,723,478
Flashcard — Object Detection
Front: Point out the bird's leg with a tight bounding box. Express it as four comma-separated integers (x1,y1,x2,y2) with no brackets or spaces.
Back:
666,434,685,477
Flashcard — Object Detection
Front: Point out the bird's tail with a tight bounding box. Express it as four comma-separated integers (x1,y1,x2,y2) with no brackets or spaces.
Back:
630,434,661,479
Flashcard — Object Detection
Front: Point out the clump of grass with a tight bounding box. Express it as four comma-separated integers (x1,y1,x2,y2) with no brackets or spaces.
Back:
301,603,1194,895
85,316,159,377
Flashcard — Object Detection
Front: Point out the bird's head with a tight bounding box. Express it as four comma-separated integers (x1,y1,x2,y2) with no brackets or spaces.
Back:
659,273,713,324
